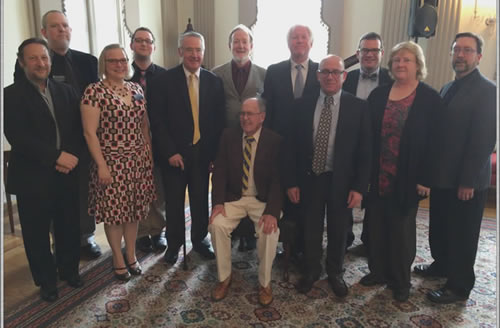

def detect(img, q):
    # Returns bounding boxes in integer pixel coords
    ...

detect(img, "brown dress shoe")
[259,284,273,306]
[212,275,231,301]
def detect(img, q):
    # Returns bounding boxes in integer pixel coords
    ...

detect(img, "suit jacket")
[212,61,266,128]
[342,67,392,96]
[368,81,442,213]
[212,127,283,218]
[285,89,372,208]
[262,59,320,137]
[148,64,225,165]
[431,69,496,190]
[14,48,98,95]
[4,78,82,196]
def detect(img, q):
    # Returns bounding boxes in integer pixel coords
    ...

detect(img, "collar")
[320,89,341,105]
[290,58,309,69]
[455,67,479,85]
[132,61,155,74]
[183,65,200,80]
[27,77,49,93]
[243,126,262,143]
[50,48,72,61]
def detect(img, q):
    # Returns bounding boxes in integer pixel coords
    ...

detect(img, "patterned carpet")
[4,208,497,328]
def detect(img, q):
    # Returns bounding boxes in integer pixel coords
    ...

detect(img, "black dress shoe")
[81,242,102,259]
[427,288,467,304]
[151,234,167,252]
[359,273,386,287]
[238,237,246,252]
[296,276,316,294]
[61,274,84,288]
[193,244,215,260]
[136,236,154,253]
[113,267,132,281]
[328,275,348,298]
[393,288,410,302]
[124,256,142,275]
[413,264,446,277]
[40,286,58,302]
[164,248,179,264]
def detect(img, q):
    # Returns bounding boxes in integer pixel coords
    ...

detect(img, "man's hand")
[168,154,184,171]
[97,165,112,186]
[56,151,78,171]
[258,214,278,234]
[458,186,474,201]
[287,187,300,204]
[347,190,362,208]
[416,184,430,198]
[209,204,226,224]
[55,164,70,174]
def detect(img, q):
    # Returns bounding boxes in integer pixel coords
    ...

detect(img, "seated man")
[208,97,283,306]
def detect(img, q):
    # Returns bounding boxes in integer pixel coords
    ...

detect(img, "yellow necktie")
[188,74,200,144]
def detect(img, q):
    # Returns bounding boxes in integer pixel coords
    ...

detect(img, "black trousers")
[17,172,80,289]
[78,148,96,242]
[429,188,487,297]
[162,144,209,251]
[301,172,350,279]
[365,193,417,290]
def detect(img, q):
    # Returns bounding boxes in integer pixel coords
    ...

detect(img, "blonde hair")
[98,44,131,80]
[388,41,427,81]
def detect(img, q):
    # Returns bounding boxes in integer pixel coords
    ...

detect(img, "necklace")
[105,80,129,98]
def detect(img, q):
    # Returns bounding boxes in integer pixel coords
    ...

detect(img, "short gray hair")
[41,10,66,29]
[287,24,314,44]
[178,31,205,50]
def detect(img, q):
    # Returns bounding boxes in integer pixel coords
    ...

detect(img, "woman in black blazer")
[359,41,443,302]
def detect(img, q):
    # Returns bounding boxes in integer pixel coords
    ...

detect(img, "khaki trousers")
[209,196,279,287]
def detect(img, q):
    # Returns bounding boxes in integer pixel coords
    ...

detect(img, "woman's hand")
[98,165,112,186]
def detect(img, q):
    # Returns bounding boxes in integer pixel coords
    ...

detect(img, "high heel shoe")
[124,254,142,275]
[113,267,131,281]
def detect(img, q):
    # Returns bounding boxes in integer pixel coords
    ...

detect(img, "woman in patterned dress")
[358,41,442,301]
[81,44,155,281]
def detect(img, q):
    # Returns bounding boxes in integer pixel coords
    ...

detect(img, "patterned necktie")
[294,64,304,99]
[188,74,200,144]
[361,72,378,81]
[311,96,334,175]
[242,136,255,191]
[139,70,147,94]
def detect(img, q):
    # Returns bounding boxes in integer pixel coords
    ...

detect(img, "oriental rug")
[4,208,497,328]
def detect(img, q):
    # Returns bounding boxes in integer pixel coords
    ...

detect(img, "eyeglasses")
[106,58,129,65]
[392,57,414,64]
[318,69,344,77]
[134,38,154,45]
[239,111,261,118]
[359,48,382,55]
[452,47,476,55]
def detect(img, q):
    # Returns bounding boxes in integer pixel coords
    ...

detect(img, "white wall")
[138,0,165,67]
[213,0,238,67]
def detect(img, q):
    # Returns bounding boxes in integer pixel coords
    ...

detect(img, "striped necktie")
[242,135,255,190]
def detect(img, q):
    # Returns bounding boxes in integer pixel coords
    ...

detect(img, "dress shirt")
[242,127,262,197]
[313,90,341,172]
[290,58,309,92]
[32,79,61,149]
[231,60,251,96]
[356,68,380,100]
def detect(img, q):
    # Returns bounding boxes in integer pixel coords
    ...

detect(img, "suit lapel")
[177,65,192,116]
[283,61,294,99]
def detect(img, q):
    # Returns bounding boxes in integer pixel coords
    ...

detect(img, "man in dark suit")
[209,97,282,306]
[342,32,392,253]
[14,10,101,259]
[286,55,372,297]
[129,27,168,253]
[4,38,84,302]
[416,32,497,304]
[262,24,319,259]
[149,31,225,264]
[212,24,267,252]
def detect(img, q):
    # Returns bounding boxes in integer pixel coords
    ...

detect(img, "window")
[252,0,329,68]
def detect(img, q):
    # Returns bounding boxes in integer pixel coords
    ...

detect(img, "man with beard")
[415,32,496,304]
[129,27,168,253]
[212,24,266,251]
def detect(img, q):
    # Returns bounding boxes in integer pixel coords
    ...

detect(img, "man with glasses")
[416,32,496,304]
[149,31,225,265]
[14,10,101,260]
[342,32,392,254]
[209,97,282,306]
[285,55,371,297]
[129,27,168,254]
[212,24,267,252]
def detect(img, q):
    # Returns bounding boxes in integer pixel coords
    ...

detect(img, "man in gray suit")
[212,24,266,251]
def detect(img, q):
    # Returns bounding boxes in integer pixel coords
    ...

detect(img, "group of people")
[4,9,496,309]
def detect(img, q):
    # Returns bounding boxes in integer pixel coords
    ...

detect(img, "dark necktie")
[139,70,147,94]
[242,136,255,190]
[361,72,378,81]
[312,96,334,175]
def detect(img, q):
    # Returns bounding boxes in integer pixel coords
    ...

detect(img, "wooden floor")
[2,192,497,314]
